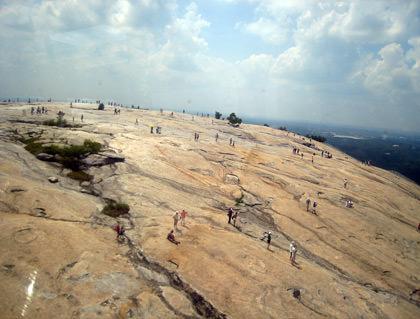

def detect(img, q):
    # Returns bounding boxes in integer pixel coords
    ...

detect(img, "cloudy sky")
[1,0,419,132]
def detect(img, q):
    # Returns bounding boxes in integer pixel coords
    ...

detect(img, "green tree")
[227,113,242,126]
[215,111,222,119]
[98,102,105,110]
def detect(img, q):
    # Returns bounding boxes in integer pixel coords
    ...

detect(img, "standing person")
[173,211,180,229]
[81,114,84,121]
[229,138,232,145]
[289,241,294,261]
[306,198,311,212]
[227,208,233,224]
[150,124,154,134]
[232,212,238,226]
[312,201,317,215]
[344,178,348,188]
[291,241,297,263]
[215,133,219,142]
[267,232,272,250]
[180,209,187,226]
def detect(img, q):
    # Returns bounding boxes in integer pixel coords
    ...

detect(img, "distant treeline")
[306,134,327,142]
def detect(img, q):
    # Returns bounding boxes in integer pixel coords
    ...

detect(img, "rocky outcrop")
[80,150,125,168]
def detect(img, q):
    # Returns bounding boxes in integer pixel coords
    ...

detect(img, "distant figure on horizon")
[81,114,84,121]
[306,198,311,212]
[167,230,180,245]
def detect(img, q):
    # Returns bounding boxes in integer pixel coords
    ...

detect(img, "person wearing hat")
[267,232,272,250]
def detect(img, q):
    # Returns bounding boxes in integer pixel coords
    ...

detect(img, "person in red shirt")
[180,209,187,226]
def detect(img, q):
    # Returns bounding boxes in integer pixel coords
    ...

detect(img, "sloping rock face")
[1,102,420,319]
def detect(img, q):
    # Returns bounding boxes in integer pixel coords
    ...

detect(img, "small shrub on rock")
[102,203,130,218]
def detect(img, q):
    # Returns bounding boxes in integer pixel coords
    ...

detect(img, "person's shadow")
[291,261,302,270]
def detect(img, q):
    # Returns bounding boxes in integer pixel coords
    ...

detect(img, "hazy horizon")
[1,0,419,132]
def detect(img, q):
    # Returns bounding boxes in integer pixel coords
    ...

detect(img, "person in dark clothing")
[167,230,180,245]
[227,208,233,224]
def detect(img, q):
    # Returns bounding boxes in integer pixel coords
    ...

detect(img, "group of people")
[227,208,238,226]
[345,200,354,208]
[113,221,125,240]
[306,198,317,215]
[167,209,188,244]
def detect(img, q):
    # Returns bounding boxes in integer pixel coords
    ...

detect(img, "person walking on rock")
[306,198,311,212]
[173,211,180,229]
[232,212,238,227]
[290,241,297,263]
[180,209,187,226]
[227,208,233,224]
[312,201,317,215]
[344,178,348,188]
[267,232,272,250]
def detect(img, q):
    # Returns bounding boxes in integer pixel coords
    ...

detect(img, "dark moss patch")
[43,118,79,128]
[235,193,244,206]
[102,203,130,218]
[67,170,92,182]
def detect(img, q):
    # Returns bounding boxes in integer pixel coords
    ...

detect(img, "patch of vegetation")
[215,111,222,119]
[98,102,105,110]
[102,202,130,218]
[227,112,242,126]
[306,134,327,143]
[21,138,101,171]
[277,126,287,131]
[43,118,76,128]
[235,193,244,206]
[18,136,40,145]
[66,170,92,182]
